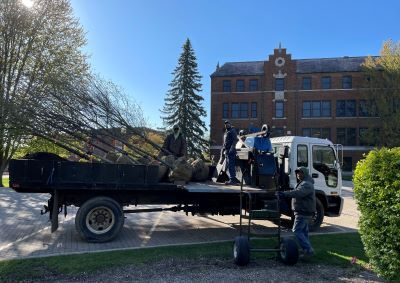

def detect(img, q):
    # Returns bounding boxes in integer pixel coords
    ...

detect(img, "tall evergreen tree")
[161,39,207,158]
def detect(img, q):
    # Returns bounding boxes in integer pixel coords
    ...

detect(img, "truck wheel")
[279,238,299,265]
[233,236,250,266]
[309,198,324,231]
[75,196,124,243]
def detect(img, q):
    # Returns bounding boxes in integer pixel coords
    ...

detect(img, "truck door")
[310,145,339,192]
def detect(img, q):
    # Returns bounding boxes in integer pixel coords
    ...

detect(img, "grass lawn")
[2,177,9,188]
[0,233,371,282]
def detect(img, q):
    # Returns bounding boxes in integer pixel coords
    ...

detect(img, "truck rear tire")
[309,198,324,231]
[233,236,250,266]
[75,196,124,243]
[279,237,298,265]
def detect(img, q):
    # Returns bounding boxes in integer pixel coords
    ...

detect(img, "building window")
[342,75,352,89]
[251,102,257,118]
[342,157,353,172]
[231,103,239,118]
[358,100,369,117]
[223,80,231,92]
[359,99,378,117]
[222,103,229,119]
[336,100,356,117]
[302,101,331,117]
[303,128,331,140]
[359,128,379,146]
[236,80,244,92]
[249,79,258,91]
[275,101,284,118]
[297,145,308,168]
[337,128,356,146]
[303,101,311,117]
[302,77,312,90]
[321,76,331,89]
[275,78,284,91]
[302,128,311,137]
[248,126,260,133]
[359,128,369,146]
[321,101,331,117]
[312,101,321,117]
[240,102,248,118]
[271,127,284,137]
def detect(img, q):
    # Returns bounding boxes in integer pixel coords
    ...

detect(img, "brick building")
[210,46,380,171]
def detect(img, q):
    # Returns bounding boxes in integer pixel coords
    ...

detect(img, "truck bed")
[9,159,267,195]
[184,182,264,193]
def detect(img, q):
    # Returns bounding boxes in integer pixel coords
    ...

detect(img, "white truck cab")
[270,136,344,230]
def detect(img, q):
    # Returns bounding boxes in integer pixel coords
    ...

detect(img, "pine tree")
[161,39,208,158]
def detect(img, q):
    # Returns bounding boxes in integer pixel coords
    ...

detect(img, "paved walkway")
[0,181,358,261]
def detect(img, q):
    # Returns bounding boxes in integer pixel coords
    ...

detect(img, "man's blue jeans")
[292,214,313,252]
[226,152,236,181]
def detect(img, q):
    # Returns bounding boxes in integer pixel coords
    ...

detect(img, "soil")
[23,258,385,283]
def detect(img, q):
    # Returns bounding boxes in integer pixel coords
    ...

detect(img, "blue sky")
[70,0,400,129]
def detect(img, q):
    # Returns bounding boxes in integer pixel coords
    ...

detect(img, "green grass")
[2,177,9,188]
[0,233,371,282]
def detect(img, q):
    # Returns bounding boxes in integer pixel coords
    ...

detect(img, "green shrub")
[353,148,400,281]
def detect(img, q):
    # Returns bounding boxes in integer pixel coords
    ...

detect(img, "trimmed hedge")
[353,148,400,281]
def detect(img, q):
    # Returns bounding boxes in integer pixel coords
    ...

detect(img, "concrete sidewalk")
[0,182,358,261]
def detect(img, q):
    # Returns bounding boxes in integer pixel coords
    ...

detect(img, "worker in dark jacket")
[161,125,187,158]
[222,120,239,185]
[278,167,316,258]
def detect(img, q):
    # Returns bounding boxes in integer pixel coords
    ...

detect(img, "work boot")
[300,248,315,261]
[225,178,240,185]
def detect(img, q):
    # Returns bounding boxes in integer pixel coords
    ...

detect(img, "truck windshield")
[312,145,338,188]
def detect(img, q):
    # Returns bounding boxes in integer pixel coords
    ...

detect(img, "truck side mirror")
[284,158,290,174]
[279,146,289,158]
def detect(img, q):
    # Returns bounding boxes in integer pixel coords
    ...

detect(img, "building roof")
[210,61,264,77]
[211,56,373,77]
[296,57,368,73]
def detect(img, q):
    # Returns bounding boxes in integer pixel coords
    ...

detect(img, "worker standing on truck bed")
[161,125,187,158]
[278,167,316,258]
[222,120,239,185]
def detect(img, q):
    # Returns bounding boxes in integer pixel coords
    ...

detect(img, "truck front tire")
[309,198,324,231]
[75,196,124,243]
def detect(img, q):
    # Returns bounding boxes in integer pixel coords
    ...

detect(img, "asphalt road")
[0,181,358,261]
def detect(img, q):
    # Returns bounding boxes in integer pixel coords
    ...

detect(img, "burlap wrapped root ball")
[157,155,177,181]
[149,160,167,181]
[105,152,119,163]
[191,159,209,181]
[168,157,193,182]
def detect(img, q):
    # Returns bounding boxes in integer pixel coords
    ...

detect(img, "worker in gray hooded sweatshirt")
[278,167,316,258]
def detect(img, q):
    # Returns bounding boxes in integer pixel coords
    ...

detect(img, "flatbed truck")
[8,136,343,248]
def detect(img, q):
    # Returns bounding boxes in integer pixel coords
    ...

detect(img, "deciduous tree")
[0,0,89,184]
[362,40,400,147]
